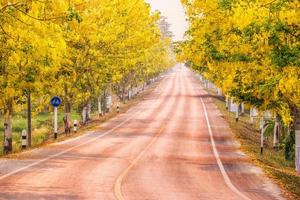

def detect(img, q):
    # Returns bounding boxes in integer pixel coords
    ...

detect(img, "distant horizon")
[146,0,188,41]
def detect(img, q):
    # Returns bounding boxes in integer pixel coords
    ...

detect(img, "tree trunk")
[63,84,72,135]
[27,93,32,147]
[273,114,279,148]
[64,102,71,135]
[87,101,92,121]
[229,98,235,112]
[128,89,131,101]
[250,107,254,125]
[103,90,107,113]
[98,96,102,117]
[3,100,13,154]
[241,103,245,115]
[217,88,222,96]
[82,106,88,125]
[225,96,229,110]
[121,85,126,102]
[294,107,300,173]
[106,94,112,113]
[235,105,239,122]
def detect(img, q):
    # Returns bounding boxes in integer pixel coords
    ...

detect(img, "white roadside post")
[51,96,62,140]
[235,103,239,122]
[98,97,102,117]
[117,103,120,113]
[22,129,27,149]
[225,96,229,110]
[235,108,239,122]
[73,120,78,133]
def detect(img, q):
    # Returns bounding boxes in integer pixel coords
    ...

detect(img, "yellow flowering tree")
[0,0,174,153]
[180,0,300,167]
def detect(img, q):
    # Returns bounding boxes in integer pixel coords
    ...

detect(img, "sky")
[146,0,188,41]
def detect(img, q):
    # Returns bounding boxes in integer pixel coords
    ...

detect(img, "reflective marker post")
[73,120,78,133]
[50,96,62,140]
[117,103,120,113]
[22,129,27,149]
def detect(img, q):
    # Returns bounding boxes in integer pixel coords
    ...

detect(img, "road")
[0,65,284,200]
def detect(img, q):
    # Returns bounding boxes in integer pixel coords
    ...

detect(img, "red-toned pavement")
[0,65,284,200]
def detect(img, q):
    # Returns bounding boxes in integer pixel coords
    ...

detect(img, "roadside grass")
[0,82,158,158]
[210,93,300,200]
[0,112,81,155]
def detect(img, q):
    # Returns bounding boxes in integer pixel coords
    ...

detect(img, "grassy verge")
[1,82,158,158]
[0,112,81,155]
[207,91,300,199]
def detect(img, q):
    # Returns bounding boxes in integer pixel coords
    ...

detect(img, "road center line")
[114,125,166,200]
[114,70,181,200]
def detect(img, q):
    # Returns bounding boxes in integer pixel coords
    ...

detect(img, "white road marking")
[0,72,170,181]
[200,98,252,200]
[0,112,139,181]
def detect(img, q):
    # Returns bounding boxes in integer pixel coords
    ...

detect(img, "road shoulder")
[203,87,300,200]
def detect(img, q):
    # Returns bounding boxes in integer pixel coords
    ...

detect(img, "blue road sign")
[51,96,62,107]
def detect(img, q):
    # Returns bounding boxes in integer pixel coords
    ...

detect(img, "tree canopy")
[0,0,174,152]
[179,0,300,126]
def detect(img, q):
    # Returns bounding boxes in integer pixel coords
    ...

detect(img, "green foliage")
[271,45,300,68]
[284,132,295,161]
[218,0,235,10]
[66,8,83,23]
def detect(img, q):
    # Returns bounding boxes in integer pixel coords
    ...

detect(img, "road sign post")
[51,96,62,140]
[54,107,58,139]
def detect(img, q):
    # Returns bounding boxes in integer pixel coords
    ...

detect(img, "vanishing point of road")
[0,65,284,200]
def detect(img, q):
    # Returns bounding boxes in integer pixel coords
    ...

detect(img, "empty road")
[0,65,284,200]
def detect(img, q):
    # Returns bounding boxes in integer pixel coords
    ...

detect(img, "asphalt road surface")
[0,65,284,200]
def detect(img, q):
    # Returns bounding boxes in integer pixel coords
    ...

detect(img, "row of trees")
[0,0,174,153]
[178,0,300,169]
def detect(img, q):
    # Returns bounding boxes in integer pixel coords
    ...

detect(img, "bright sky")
[146,0,188,41]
